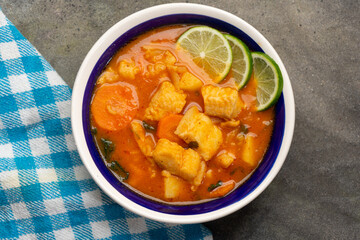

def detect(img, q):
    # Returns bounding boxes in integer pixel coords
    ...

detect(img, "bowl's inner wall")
[82,14,285,215]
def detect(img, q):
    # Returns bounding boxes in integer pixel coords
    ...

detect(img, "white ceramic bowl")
[71,3,295,224]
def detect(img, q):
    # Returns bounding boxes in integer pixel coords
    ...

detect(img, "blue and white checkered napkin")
[0,8,212,240]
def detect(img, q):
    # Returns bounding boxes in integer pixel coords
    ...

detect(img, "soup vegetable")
[90,25,282,203]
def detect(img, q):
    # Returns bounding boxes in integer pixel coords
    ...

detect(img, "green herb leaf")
[240,124,249,134]
[91,128,97,135]
[208,180,223,192]
[142,121,156,132]
[188,141,199,149]
[230,166,245,175]
[110,161,129,181]
[101,138,115,160]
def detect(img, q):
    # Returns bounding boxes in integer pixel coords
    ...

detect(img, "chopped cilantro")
[208,180,223,192]
[188,141,199,149]
[142,121,156,132]
[91,128,97,135]
[240,124,249,134]
[110,161,129,181]
[101,138,115,160]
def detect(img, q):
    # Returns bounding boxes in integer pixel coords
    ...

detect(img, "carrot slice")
[156,114,185,145]
[209,180,235,198]
[91,83,138,131]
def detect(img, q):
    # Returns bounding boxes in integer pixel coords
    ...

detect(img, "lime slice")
[224,34,252,90]
[176,26,232,83]
[252,52,283,111]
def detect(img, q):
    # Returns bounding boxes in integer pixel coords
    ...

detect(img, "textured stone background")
[1,0,359,239]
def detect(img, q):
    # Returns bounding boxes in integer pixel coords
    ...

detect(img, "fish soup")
[90,25,276,203]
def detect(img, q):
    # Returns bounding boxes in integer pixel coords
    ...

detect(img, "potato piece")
[168,68,203,92]
[215,152,235,168]
[96,67,119,85]
[175,106,223,161]
[144,81,187,121]
[201,85,243,119]
[242,135,257,166]
[192,161,206,187]
[130,121,155,158]
[181,147,202,180]
[178,72,203,91]
[162,171,183,199]
[152,139,202,182]
[118,60,139,80]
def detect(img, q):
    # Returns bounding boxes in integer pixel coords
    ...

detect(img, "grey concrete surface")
[1,0,359,239]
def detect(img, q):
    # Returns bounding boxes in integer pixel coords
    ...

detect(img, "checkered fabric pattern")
[0,8,213,240]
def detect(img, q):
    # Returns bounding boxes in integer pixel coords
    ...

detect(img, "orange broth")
[90,25,275,203]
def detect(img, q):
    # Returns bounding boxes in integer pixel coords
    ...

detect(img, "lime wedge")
[176,26,232,83]
[252,52,283,111]
[224,34,252,90]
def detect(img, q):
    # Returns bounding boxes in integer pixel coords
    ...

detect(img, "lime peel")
[224,34,253,90]
[252,52,283,111]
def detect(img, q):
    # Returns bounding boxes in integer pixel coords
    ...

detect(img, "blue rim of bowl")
[82,14,285,215]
